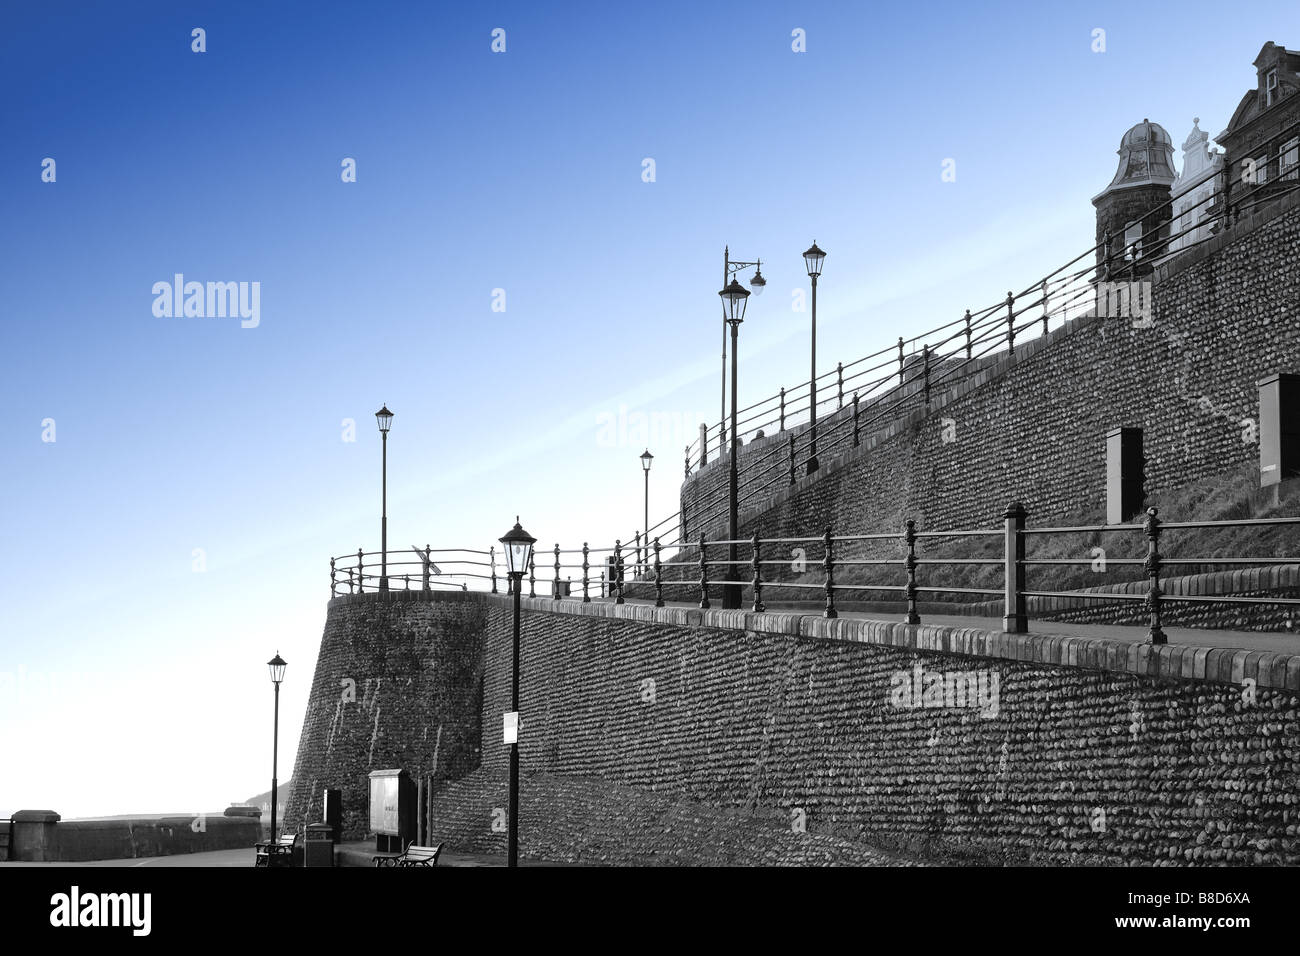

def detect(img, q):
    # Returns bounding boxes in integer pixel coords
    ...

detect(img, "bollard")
[698,534,710,610]
[823,527,837,619]
[1144,507,1166,644]
[903,520,920,625]
[653,537,664,608]
[1003,502,1027,633]
[581,543,591,603]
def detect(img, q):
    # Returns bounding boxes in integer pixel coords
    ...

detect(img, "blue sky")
[2,1,1294,816]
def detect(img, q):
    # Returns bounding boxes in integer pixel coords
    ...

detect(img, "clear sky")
[2,1,1295,817]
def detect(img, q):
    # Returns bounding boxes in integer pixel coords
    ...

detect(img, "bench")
[254,831,299,867]
[373,842,442,867]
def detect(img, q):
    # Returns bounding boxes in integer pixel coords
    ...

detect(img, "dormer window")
[1266,69,1279,106]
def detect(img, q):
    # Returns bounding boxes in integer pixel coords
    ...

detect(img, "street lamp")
[498,517,536,869]
[375,405,393,591]
[719,248,765,460]
[802,242,826,475]
[267,652,287,844]
[719,277,750,610]
[640,449,654,572]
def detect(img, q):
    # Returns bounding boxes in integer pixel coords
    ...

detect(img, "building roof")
[1216,42,1300,144]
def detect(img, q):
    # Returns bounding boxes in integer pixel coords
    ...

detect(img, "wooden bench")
[254,831,299,867]
[373,842,442,867]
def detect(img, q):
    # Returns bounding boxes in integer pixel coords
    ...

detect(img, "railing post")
[698,534,710,610]
[1144,507,1166,645]
[1005,290,1015,353]
[404,575,410,591]
[423,545,432,592]
[330,557,336,598]
[1222,165,1233,231]
[614,540,625,605]
[553,544,561,601]
[823,527,837,619]
[699,422,708,468]
[653,537,664,608]
[903,521,920,625]
[788,434,797,485]
[964,309,972,359]
[1100,228,1112,281]
[529,551,536,597]
[921,344,931,408]
[490,546,497,594]
[1041,278,1049,337]
[347,568,355,595]
[582,543,591,603]
[897,336,905,385]
[684,445,690,479]
[836,362,844,409]
[358,548,365,593]
[635,530,642,577]
[852,392,860,447]
[779,387,786,432]
[719,417,726,460]
[1002,502,1027,633]
[749,533,765,613]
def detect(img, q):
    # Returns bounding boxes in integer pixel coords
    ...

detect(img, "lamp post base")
[379,577,389,594]
[806,456,819,476]
[722,583,743,609]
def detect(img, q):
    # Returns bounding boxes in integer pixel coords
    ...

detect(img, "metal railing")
[329,506,1300,644]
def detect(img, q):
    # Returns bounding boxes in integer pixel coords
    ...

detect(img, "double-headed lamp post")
[720,248,765,459]
[640,449,653,571]
[802,242,826,475]
[498,518,535,869]
[267,652,287,843]
[719,277,750,610]
[375,405,394,591]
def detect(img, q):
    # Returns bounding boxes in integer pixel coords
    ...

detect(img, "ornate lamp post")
[802,242,826,474]
[640,449,653,572]
[375,405,394,591]
[720,248,765,459]
[719,277,750,609]
[266,652,287,843]
[498,518,536,868]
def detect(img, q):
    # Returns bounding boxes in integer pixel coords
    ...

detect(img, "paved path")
[595,597,1295,654]
[1,848,256,867]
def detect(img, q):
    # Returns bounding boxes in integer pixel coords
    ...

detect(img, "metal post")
[837,362,843,410]
[699,423,707,468]
[347,568,355,595]
[904,520,920,625]
[922,344,931,408]
[745,534,761,612]
[423,545,431,592]
[1222,165,1232,230]
[1144,507,1166,645]
[270,680,280,843]
[508,574,521,867]
[807,274,820,476]
[635,531,642,577]
[852,392,860,447]
[721,246,729,462]
[726,318,742,608]
[698,533,710,610]
[1100,229,1112,282]
[358,548,364,593]
[1005,290,1015,353]
[527,551,535,598]
[779,387,786,432]
[553,544,561,601]
[330,557,336,598]
[964,309,972,359]
[614,540,625,605]
[581,543,590,603]
[823,527,837,619]
[644,463,650,571]
[898,336,905,385]
[789,434,796,485]
[654,537,664,608]
[1041,279,1049,337]
[380,430,388,593]
[490,546,497,594]
[1003,502,1028,633]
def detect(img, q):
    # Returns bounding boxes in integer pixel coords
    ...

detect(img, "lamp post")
[498,518,536,868]
[802,242,826,475]
[640,449,653,573]
[267,652,287,843]
[375,405,393,591]
[719,277,750,609]
[720,248,765,459]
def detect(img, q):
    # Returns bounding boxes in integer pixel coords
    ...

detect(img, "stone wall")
[428,592,1300,866]
[682,192,1300,543]
[283,590,486,838]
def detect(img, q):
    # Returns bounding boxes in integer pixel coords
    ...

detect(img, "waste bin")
[304,823,334,868]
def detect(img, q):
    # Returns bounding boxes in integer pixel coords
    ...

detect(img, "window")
[1123,221,1143,259]
[1283,137,1299,181]
[1266,69,1278,107]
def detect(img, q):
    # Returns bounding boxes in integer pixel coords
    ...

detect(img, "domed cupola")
[1092,119,1177,276]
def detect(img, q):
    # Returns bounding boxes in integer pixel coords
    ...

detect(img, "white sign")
[503,711,519,745]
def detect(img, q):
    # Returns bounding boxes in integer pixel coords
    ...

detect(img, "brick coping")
[326,589,1300,692]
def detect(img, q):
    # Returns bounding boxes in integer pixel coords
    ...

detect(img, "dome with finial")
[1094,118,1178,199]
